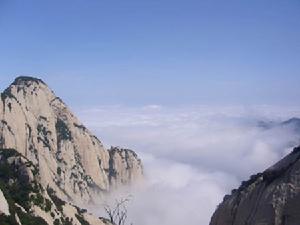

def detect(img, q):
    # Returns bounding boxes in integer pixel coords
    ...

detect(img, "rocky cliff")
[0,76,143,224]
[210,146,300,225]
[0,76,143,204]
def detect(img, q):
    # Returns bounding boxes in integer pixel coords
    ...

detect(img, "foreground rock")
[0,148,111,225]
[210,146,300,225]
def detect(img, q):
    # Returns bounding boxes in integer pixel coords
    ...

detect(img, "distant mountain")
[257,117,300,132]
[281,118,300,132]
[210,145,300,225]
[0,76,143,225]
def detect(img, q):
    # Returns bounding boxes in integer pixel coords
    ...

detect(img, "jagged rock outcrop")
[210,146,300,225]
[0,148,111,225]
[108,146,143,187]
[0,76,143,205]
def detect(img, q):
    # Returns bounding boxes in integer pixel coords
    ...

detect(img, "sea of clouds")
[77,105,300,225]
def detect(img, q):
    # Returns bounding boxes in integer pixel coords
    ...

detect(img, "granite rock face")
[210,146,300,225]
[0,76,143,204]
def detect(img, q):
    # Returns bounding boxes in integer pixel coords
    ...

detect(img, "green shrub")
[45,199,52,212]
[56,119,72,141]
[75,214,90,225]
[47,187,65,212]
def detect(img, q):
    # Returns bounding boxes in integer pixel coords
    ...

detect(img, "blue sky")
[0,0,299,107]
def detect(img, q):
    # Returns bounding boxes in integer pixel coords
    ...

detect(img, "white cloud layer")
[77,105,300,225]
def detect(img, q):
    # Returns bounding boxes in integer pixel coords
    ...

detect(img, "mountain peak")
[0,76,143,205]
[12,76,46,86]
[1,76,54,107]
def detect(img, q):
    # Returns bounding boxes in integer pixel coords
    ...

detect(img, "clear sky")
[0,0,299,107]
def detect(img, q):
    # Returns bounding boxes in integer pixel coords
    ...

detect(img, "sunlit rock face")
[0,76,143,204]
[210,146,300,225]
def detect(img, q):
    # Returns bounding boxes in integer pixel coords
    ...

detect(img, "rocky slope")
[0,148,111,225]
[0,76,143,224]
[210,145,300,225]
